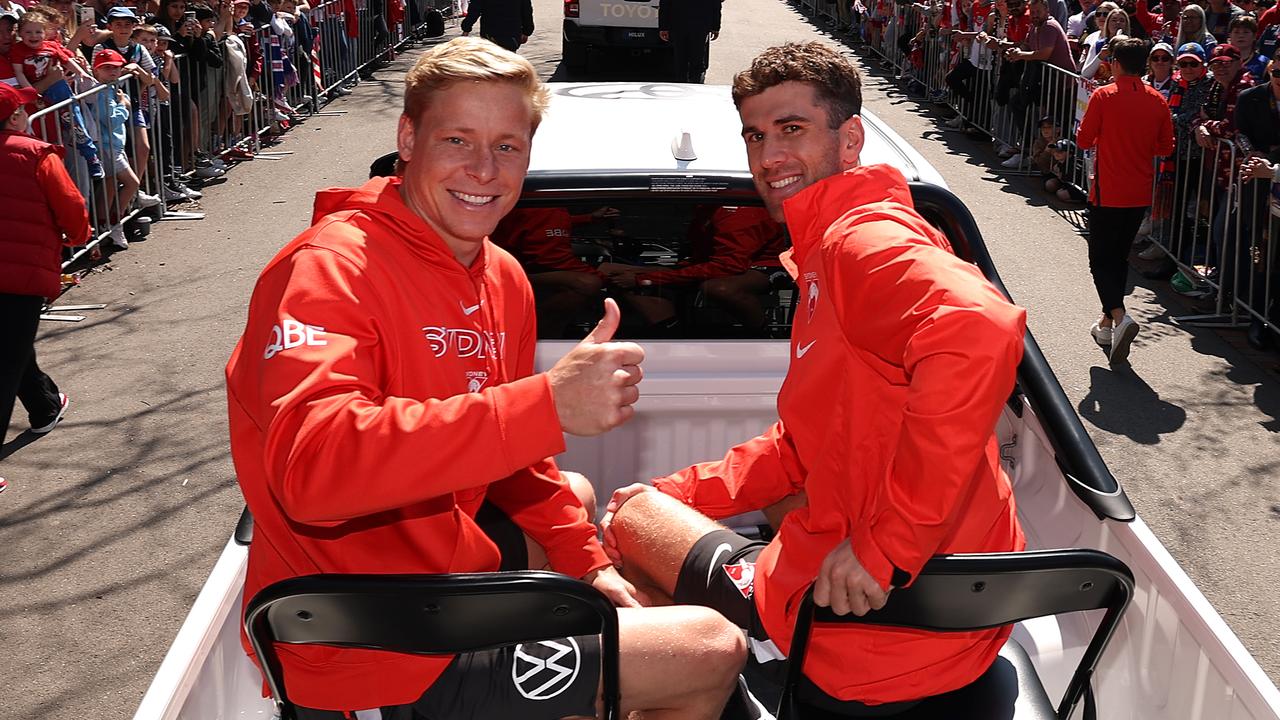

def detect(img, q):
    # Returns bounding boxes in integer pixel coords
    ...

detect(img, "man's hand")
[584,565,643,607]
[547,298,644,436]
[590,206,620,220]
[1241,157,1276,182]
[813,540,890,616]
[1195,124,1214,150]
[659,30,669,42]
[598,262,642,288]
[599,483,655,568]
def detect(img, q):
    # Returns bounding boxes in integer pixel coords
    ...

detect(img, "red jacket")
[655,165,1026,704]
[491,206,601,276]
[1076,76,1175,207]
[637,206,786,286]
[0,130,89,299]
[226,177,609,711]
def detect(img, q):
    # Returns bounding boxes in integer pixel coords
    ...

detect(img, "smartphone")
[183,10,197,23]
[77,5,95,24]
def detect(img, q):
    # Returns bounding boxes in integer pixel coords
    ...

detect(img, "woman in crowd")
[1144,41,1176,99]
[1176,3,1218,57]
[1080,5,1130,82]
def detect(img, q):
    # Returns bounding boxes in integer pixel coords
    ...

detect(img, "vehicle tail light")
[564,0,579,17]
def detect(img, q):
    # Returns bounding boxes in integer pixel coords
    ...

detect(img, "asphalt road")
[1,1,1277,717]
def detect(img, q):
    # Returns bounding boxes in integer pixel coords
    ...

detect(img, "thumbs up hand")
[547,299,645,437]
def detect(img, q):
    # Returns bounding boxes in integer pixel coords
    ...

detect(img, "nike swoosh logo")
[706,542,733,587]
[461,301,481,316]
[796,340,817,358]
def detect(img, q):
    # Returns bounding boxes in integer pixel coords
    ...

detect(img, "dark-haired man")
[1076,35,1175,363]
[600,41,1028,709]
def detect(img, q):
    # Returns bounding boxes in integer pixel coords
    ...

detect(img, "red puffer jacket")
[0,131,89,299]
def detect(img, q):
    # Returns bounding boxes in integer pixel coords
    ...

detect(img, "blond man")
[225,38,745,720]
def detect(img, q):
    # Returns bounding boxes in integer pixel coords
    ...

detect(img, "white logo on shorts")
[512,638,581,700]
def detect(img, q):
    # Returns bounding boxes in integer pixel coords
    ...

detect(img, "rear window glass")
[493,200,795,340]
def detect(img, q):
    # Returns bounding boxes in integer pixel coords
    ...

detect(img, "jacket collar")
[780,164,916,265]
[312,176,490,279]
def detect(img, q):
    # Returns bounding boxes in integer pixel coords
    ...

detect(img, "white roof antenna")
[671,130,697,162]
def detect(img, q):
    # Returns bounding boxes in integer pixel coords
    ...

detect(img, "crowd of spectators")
[833,0,1280,350]
[1,0,410,253]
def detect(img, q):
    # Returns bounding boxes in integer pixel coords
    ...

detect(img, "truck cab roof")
[528,82,948,188]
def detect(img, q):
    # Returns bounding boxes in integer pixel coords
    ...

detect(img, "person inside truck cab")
[598,204,789,335]
[225,38,747,720]
[490,205,619,338]
[600,42,1029,711]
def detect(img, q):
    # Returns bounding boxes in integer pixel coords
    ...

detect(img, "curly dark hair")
[731,42,863,129]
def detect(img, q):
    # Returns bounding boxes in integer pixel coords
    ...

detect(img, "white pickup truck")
[561,0,676,72]
[134,83,1280,720]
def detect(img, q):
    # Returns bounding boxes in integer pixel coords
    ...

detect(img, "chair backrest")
[245,571,621,720]
[781,549,1134,720]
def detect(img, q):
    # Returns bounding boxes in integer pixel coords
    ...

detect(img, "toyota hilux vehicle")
[134,83,1280,720]
[562,0,681,72]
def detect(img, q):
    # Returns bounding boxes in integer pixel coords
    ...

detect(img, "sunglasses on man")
[1271,67,1280,79]
[1151,54,1173,62]
[1177,60,1202,68]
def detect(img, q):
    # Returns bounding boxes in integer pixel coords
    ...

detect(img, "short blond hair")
[403,37,549,130]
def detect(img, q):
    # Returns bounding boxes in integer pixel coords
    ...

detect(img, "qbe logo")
[512,638,581,700]
[263,318,328,360]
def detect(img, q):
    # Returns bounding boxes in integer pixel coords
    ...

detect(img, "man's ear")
[396,113,415,165]
[839,115,865,171]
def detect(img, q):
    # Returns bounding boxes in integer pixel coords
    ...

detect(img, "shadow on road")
[1077,365,1187,444]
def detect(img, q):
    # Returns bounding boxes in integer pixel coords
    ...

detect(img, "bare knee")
[561,470,597,524]
[687,607,748,679]
[701,276,734,302]
[611,490,721,595]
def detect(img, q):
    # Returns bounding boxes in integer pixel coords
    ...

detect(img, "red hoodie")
[225,177,609,711]
[654,165,1027,704]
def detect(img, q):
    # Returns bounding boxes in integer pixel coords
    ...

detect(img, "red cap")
[93,48,126,69]
[1209,44,1242,62]
[0,83,39,121]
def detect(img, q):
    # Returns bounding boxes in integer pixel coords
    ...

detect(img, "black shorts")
[673,529,785,670]
[293,501,601,720]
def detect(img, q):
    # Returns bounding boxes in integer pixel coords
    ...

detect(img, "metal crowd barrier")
[789,0,1277,341]
[1148,136,1278,339]
[28,76,154,266]
[32,2,437,275]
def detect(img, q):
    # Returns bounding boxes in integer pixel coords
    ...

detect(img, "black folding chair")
[245,571,622,720]
[778,549,1135,720]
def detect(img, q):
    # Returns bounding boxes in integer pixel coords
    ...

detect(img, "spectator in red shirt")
[0,82,86,493]
[1075,35,1175,363]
